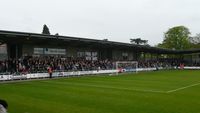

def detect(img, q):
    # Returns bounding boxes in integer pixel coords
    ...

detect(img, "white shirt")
[0,104,7,113]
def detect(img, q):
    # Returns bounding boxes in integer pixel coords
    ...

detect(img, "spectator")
[0,56,199,74]
[0,99,8,113]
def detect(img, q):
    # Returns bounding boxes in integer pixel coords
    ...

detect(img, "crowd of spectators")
[0,56,199,75]
[0,57,114,74]
[138,59,179,68]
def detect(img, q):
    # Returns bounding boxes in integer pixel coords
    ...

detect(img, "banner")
[4,67,199,81]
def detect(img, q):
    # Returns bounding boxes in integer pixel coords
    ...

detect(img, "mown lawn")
[0,70,200,113]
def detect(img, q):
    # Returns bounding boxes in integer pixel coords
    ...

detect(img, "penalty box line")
[167,82,200,93]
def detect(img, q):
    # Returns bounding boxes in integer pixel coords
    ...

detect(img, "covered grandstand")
[0,30,200,80]
[1,30,200,60]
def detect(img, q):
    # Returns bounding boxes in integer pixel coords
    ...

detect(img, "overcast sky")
[0,0,200,45]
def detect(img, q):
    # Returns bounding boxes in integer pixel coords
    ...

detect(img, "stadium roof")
[0,30,200,54]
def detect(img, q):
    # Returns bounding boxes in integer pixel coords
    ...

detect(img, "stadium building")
[1,30,200,62]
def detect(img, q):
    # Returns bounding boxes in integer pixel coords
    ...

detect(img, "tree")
[130,38,148,45]
[189,33,200,44]
[103,39,108,41]
[161,26,191,50]
[42,24,50,35]
[156,43,165,48]
[189,33,200,48]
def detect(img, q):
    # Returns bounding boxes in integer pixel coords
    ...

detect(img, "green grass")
[1,70,200,113]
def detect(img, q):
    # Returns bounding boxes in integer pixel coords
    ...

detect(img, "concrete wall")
[112,50,122,60]
[22,44,99,58]
[183,53,200,63]
[0,44,7,60]
[22,44,34,56]
[192,54,200,62]
[112,49,134,61]
[20,43,141,61]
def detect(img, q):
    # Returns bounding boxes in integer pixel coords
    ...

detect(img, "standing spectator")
[47,66,53,78]
[0,99,8,113]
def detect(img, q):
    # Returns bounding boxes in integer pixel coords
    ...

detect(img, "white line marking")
[167,82,200,93]
[42,81,167,93]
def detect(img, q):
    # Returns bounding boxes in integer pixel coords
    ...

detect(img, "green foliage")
[190,43,200,49]
[190,33,200,44]
[189,33,200,49]
[1,70,200,113]
[42,24,50,35]
[130,38,148,45]
[103,39,108,41]
[160,26,191,50]
[156,43,165,48]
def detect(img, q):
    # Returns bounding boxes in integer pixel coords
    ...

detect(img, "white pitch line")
[75,84,167,93]
[42,81,167,93]
[167,82,200,93]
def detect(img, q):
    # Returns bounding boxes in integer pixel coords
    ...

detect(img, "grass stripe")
[42,81,167,93]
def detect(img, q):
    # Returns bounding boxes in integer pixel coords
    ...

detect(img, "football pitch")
[0,70,200,113]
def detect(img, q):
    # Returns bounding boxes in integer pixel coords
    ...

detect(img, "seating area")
[0,56,194,75]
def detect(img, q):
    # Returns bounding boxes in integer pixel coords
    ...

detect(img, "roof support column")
[16,44,18,60]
